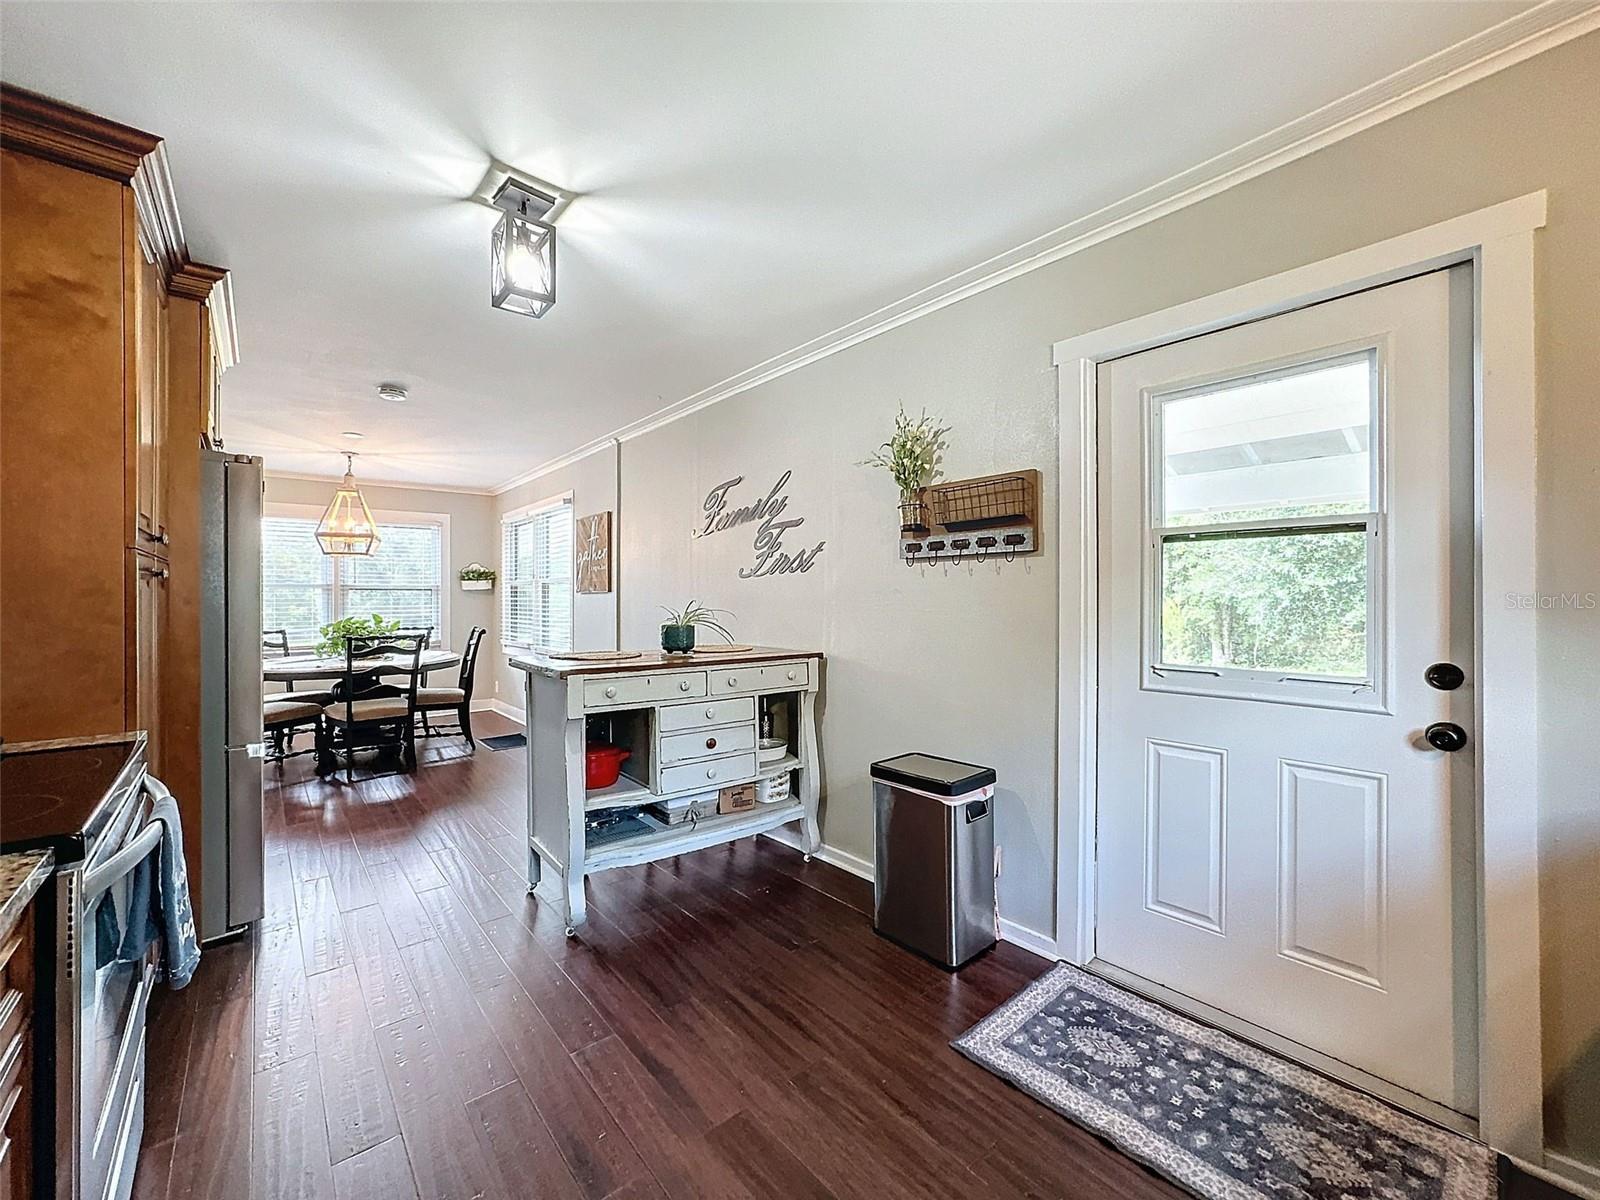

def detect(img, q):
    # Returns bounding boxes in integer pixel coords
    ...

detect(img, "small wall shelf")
[900,468,1042,564]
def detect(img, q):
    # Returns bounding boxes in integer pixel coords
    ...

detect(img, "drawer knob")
[787,670,797,680]
[726,677,738,687]
[706,737,717,750]
[705,708,716,718]
[706,767,717,779]
[679,680,691,691]
[604,686,617,699]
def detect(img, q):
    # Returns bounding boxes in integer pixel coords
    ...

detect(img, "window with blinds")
[502,499,573,651]
[262,514,445,647]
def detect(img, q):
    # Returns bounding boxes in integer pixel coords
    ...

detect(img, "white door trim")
[1052,191,1546,1162]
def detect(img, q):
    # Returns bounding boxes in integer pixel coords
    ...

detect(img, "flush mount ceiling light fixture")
[473,161,574,321]
[490,178,557,318]
[315,452,381,556]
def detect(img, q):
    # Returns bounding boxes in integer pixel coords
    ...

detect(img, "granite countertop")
[0,850,53,942]
[512,645,822,678]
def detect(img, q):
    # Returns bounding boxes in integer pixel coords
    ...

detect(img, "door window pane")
[1159,353,1374,527]
[1160,528,1367,678]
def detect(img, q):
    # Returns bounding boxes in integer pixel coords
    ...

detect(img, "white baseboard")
[761,828,874,880]
[998,918,1061,962]
[761,829,1050,959]
[1535,1152,1600,1200]
[475,698,525,723]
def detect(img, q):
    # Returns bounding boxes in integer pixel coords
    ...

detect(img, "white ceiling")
[0,1,1528,490]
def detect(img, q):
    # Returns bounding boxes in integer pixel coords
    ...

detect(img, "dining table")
[264,648,462,687]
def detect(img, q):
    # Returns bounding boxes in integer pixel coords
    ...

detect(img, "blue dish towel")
[118,778,201,989]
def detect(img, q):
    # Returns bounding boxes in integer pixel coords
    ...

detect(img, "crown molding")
[264,469,496,497]
[493,438,618,497]
[491,0,1600,494]
[0,82,158,180]
[207,272,241,371]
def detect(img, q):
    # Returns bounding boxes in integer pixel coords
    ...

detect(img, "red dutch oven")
[585,743,632,789]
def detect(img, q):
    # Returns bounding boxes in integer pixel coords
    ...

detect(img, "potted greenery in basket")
[659,601,735,654]
[459,562,496,591]
[314,614,402,659]
[859,405,950,533]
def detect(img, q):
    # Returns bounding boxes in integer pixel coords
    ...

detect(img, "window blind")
[261,514,444,647]
[502,500,573,651]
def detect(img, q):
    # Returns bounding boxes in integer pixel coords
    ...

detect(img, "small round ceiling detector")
[376,382,408,403]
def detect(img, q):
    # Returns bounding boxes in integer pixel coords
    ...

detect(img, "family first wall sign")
[695,470,826,579]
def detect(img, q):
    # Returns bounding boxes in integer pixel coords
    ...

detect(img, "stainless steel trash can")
[871,753,997,969]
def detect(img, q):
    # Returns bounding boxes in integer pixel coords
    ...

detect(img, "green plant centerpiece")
[658,601,734,654]
[315,614,402,659]
[859,405,950,532]
[458,563,496,582]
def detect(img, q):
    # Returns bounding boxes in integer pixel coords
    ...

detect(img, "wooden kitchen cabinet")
[130,549,169,766]
[133,251,170,549]
[0,85,233,778]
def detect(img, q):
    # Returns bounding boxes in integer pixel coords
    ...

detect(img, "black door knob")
[1424,722,1469,752]
[1424,662,1465,690]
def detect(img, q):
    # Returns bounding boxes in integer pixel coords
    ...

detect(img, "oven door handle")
[82,811,164,903]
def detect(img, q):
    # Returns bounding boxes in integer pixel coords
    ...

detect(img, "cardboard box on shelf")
[718,782,757,814]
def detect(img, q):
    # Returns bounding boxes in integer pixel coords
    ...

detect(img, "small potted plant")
[859,405,950,533]
[459,562,496,591]
[659,601,734,654]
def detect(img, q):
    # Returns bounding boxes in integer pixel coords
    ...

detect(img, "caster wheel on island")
[565,926,578,938]
[803,854,813,863]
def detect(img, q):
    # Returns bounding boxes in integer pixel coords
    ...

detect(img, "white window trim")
[499,490,575,653]
[264,501,452,649]
[1051,192,1546,1162]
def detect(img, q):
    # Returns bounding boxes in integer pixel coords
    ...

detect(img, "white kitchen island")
[510,646,824,932]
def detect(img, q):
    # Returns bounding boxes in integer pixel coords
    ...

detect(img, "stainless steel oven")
[55,752,164,1200]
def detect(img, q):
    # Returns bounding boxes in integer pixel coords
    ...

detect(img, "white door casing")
[1095,268,1476,1115]
[1053,192,1544,1162]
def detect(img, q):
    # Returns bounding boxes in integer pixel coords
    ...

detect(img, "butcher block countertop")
[0,850,53,942]
[511,645,822,679]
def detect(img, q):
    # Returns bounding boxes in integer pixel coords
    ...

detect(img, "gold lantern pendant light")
[315,452,381,556]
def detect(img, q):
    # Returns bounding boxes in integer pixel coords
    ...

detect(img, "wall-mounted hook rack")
[898,469,1041,565]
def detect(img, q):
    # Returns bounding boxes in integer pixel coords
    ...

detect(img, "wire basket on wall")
[931,473,1034,531]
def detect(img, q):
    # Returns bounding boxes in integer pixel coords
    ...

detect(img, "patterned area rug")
[954,965,1494,1200]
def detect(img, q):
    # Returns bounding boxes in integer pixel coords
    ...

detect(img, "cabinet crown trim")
[0,83,159,181]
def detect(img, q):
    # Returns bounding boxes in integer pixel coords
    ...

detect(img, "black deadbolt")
[1424,662,1465,691]
[1424,722,1469,752]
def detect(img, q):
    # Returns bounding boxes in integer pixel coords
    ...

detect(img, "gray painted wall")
[493,37,1600,1163]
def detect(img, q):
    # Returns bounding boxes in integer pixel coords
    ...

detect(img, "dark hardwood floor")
[131,713,1569,1200]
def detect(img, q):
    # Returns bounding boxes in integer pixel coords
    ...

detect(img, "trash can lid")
[870,753,996,796]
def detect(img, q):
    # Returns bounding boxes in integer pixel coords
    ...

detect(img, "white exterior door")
[1095,267,1477,1115]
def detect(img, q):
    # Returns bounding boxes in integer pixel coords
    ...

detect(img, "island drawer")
[583,671,707,709]
[658,751,757,795]
[659,696,755,732]
[708,660,810,695]
[659,723,756,766]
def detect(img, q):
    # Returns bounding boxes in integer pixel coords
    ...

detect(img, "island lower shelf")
[582,799,806,871]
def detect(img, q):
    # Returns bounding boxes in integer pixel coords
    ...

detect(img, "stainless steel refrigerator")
[197,449,266,942]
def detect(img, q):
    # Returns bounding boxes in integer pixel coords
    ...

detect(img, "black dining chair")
[316,632,425,783]
[416,625,486,749]
[263,698,321,763]
[264,627,333,710]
